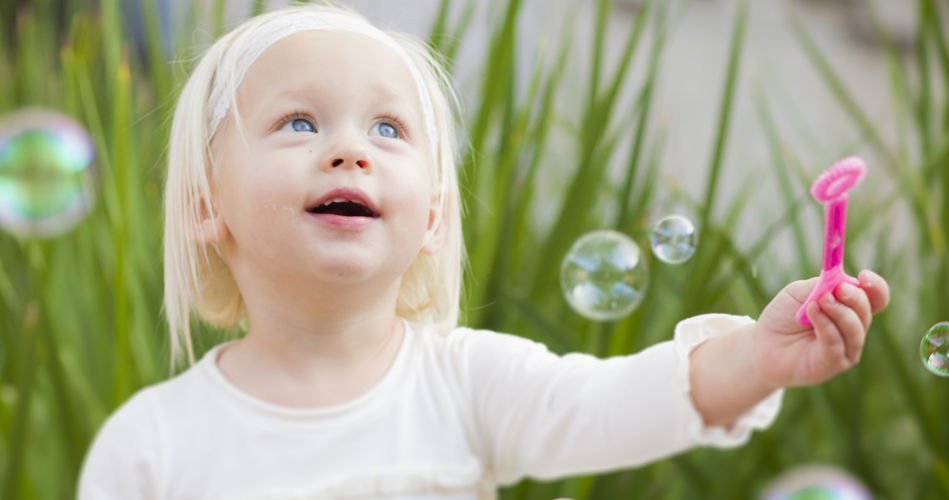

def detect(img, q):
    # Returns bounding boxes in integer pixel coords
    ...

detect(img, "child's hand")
[752,270,890,391]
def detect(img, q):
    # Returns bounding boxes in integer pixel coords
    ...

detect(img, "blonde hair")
[162,2,467,373]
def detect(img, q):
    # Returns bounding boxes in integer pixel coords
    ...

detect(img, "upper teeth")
[322,198,365,206]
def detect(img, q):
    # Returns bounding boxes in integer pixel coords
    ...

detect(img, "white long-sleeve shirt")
[76,313,784,500]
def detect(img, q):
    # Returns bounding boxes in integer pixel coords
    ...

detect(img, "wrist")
[689,321,779,427]
[744,322,782,394]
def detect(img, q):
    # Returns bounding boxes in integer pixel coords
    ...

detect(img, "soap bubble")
[920,322,949,377]
[0,108,98,239]
[650,215,697,264]
[560,230,648,321]
[760,465,872,500]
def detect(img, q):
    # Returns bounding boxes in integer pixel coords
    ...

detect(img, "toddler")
[77,3,890,500]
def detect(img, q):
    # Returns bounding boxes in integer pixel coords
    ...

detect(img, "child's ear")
[191,190,229,244]
[420,201,447,256]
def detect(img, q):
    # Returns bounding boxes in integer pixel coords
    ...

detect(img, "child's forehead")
[239,30,423,116]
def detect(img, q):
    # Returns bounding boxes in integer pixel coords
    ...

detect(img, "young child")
[77,3,891,499]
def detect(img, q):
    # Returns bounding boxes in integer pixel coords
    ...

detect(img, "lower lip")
[307,212,377,229]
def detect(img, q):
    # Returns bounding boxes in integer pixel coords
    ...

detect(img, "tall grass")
[0,0,945,498]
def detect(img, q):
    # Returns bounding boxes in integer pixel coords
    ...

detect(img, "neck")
[235,272,405,378]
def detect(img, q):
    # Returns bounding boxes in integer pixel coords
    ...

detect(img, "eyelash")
[278,109,407,138]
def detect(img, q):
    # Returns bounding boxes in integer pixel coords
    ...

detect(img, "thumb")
[786,277,820,304]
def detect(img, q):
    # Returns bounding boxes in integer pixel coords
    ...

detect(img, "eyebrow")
[267,85,421,135]
[270,84,414,111]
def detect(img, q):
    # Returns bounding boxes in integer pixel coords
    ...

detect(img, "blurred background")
[0,0,947,498]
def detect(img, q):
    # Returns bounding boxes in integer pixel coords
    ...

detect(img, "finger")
[806,299,846,370]
[787,277,821,303]
[834,282,872,332]
[858,270,890,315]
[819,290,866,364]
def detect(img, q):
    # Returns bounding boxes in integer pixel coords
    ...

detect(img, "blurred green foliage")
[0,0,947,498]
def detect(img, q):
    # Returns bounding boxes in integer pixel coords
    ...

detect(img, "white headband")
[205,11,438,169]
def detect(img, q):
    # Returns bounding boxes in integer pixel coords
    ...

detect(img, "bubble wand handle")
[795,157,867,327]
[821,194,850,270]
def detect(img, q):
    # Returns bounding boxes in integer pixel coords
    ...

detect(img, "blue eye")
[279,118,314,133]
[370,122,399,139]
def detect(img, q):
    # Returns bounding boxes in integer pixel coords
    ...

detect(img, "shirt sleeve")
[672,313,784,447]
[461,313,783,486]
[76,389,163,500]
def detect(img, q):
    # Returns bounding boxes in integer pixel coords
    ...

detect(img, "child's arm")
[460,314,781,487]
[689,269,890,427]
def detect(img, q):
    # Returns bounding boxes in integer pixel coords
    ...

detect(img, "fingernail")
[861,271,874,288]
[822,292,836,306]
[838,283,854,299]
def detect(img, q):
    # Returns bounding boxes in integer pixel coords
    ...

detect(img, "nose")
[331,156,368,169]
[323,130,371,172]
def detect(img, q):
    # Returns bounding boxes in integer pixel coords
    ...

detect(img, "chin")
[301,249,384,283]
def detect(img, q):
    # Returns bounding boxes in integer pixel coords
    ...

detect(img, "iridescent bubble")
[760,465,872,500]
[560,230,648,321]
[0,108,97,239]
[650,215,697,264]
[920,322,949,377]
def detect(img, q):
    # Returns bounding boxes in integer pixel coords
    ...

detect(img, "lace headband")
[205,11,438,168]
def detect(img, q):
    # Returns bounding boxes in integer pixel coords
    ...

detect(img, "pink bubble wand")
[795,156,867,327]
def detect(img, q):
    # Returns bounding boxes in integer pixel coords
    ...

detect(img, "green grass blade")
[615,1,666,230]
[442,0,478,73]
[596,0,653,132]
[876,314,944,462]
[753,85,811,271]
[40,323,83,491]
[502,292,581,352]
[685,0,749,314]
[914,0,935,153]
[790,12,947,254]
[789,14,895,161]
[212,0,227,38]
[856,0,916,164]
[460,0,524,246]
[111,47,132,405]
[428,0,453,56]
[0,12,12,113]
[1,300,40,500]
[695,0,748,239]
[140,0,172,101]
[470,30,559,328]
[526,1,655,301]
[0,251,19,311]
[624,125,666,235]
[587,0,610,112]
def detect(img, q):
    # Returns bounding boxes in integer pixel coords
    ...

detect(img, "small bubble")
[560,230,648,321]
[920,322,949,377]
[650,215,697,264]
[761,464,872,500]
[0,108,98,239]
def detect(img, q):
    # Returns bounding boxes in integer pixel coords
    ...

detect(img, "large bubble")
[649,214,697,264]
[761,465,872,500]
[0,108,98,239]
[560,230,648,321]
[920,322,949,377]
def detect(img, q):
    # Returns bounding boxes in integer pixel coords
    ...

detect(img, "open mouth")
[307,199,378,218]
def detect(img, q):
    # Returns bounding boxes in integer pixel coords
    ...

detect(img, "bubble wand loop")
[795,156,867,327]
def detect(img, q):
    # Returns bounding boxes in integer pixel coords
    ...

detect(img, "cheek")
[406,172,435,223]
[387,175,433,234]
[249,174,295,208]
[223,165,301,237]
